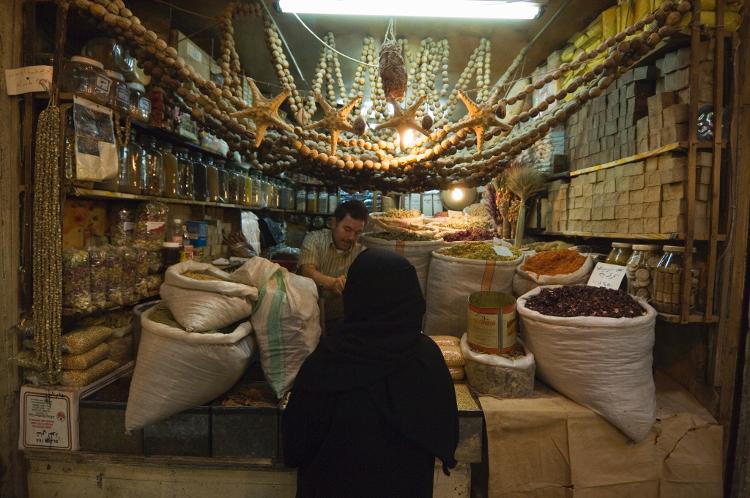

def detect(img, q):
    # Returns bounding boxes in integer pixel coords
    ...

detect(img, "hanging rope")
[292,12,378,68]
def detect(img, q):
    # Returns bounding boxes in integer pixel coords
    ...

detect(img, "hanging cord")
[383,18,396,44]
[292,12,379,68]
[259,0,308,86]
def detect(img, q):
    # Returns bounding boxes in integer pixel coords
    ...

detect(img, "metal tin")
[467,291,517,354]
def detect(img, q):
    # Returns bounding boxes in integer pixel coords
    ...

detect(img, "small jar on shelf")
[140,136,164,196]
[317,189,328,215]
[626,244,660,301]
[250,172,261,207]
[60,56,112,105]
[161,142,179,198]
[327,189,338,214]
[243,167,253,207]
[205,155,220,203]
[118,128,143,194]
[106,70,130,115]
[652,245,699,314]
[176,147,194,200]
[192,152,208,201]
[306,187,318,214]
[296,185,307,212]
[259,176,270,208]
[605,242,633,266]
[127,82,151,122]
[216,158,229,203]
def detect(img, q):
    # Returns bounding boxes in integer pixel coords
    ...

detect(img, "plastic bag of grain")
[62,343,111,370]
[159,261,258,332]
[516,285,656,441]
[230,257,321,398]
[61,359,119,387]
[361,233,444,294]
[460,334,535,398]
[512,251,593,297]
[424,243,523,337]
[125,304,255,431]
[62,326,113,354]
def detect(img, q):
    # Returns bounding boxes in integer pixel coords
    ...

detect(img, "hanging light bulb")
[450,187,465,201]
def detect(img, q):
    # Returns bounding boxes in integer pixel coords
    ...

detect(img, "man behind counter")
[298,200,369,332]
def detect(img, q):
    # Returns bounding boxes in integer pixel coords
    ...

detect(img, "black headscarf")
[292,248,459,472]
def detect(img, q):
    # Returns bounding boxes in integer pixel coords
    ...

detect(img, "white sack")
[361,234,444,294]
[516,285,657,441]
[231,258,321,398]
[125,304,254,431]
[512,254,594,297]
[160,261,257,332]
[424,251,522,337]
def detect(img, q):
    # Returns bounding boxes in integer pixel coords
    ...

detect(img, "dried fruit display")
[525,286,646,318]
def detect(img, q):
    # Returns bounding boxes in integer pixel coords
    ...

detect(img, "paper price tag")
[493,245,515,257]
[587,262,627,289]
[4,66,53,95]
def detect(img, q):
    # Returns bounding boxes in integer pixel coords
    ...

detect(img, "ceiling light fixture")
[278,0,541,20]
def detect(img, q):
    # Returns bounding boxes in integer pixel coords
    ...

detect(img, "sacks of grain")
[512,250,593,296]
[361,233,444,294]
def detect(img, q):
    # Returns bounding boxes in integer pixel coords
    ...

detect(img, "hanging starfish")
[231,78,292,148]
[453,90,513,152]
[304,95,362,156]
[374,96,430,152]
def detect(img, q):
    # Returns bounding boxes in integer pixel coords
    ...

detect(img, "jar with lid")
[258,176,269,208]
[317,189,329,214]
[306,187,318,213]
[327,189,338,214]
[216,159,229,203]
[243,168,253,207]
[165,217,183,245]
[296,186,307,212]
[605,242,633,266]
[105,70,130,114]
[127,82,151,122]
[224,160,240,204]
[192,152,208,201]
[652,245,699,314]
[140,136,163,196]
[279,181,291,210]
[268,179,280,209]
[626,244,660,301]
[118,128,143,194]
[284,182,295,210]
[161,142,179,198]
[148,86,166,128]
[250,172,261,207]
[176,148,194,200]
[205,155,220,203]
[61,56,112,105]
[162,242,181,269]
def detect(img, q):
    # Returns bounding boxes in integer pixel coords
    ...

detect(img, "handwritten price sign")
[587,262,627,290]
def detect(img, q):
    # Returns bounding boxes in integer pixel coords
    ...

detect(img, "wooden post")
[0,0,26,496]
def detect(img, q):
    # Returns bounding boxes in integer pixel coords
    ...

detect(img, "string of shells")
[70,0,692,192]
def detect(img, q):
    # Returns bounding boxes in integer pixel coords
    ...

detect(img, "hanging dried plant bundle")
[504,165,547,248]
[379,21,408,101]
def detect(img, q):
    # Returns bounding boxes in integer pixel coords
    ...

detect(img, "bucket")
[467,291,517,354]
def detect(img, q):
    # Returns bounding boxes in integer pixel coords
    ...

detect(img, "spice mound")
[369,231,437,242]
[377,209,421,219]
[525,285,646,318]
[443,227,496,242]
[438,242,521,261]
[522,250,586,276]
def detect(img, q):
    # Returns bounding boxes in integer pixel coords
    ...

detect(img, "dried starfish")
[453,90,513,152]
[374,96,430,152]
[231,78,292,148]
[304,95,362,156]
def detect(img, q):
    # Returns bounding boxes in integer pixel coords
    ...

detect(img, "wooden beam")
[0,0,24,496]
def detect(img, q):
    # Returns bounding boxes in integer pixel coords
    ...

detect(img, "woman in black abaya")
[282,248,459,498]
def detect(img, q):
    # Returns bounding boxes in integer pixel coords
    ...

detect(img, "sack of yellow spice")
[512,250,594,297]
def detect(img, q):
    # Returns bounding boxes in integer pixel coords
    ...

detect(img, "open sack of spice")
[424,241,523,337]
[460,334,535,398]
[159,261,259,332]
[125,303,256,432]
[229,257,321,399]
[517,285,657,442]
[512,249,594,297]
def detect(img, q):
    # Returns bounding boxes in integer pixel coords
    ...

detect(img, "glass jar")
[626,244,660,301]
[176,147,194,200]
[216,159,229,203]
[652,245,699,314]
[162,242,181,268]
[118,129,143,194]
[250,173,261,207]
[268,179,280,209]
[127,82,151,122]
[141,136,163,196]
[296,186,307,212]
[161,142,179,198]
[605,242,633,266]
[317,189,328,214]
[243,169,253,207]
[205,156,220,203]
[306,187,318,213]
[105,70,130,114]
[225,161,240,205]
[60,56,112,105]
[259,176,269,208]
[148,86,166,128]
[327,189,338,214]
[192,153,208,201]
[278,181,290,210]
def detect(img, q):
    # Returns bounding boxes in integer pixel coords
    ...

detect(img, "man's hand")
[327,275,346,295]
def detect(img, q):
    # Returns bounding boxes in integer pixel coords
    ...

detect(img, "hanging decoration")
[67,0,693,192]
[375,96,431,152]
[305,94,363,156]
[379,19,408,101]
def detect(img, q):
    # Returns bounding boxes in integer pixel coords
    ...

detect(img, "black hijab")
[292,248,459,472]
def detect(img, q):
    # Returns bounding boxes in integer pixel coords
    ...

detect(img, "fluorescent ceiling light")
[278,0,541,20]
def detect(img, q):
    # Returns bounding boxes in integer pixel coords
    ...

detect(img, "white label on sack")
[493,245,515,257]
[146,221,166,234]
[22,391,72,450]
[587,262,627,289]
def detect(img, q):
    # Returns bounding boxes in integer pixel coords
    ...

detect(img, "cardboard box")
[662,183,686,201]
[643,217,660,233]
[630,188,644,204]
[19,385,80,451]
[646,171,661,187]
[662,104,690,125]
[664,68,690,92]
[628,219,644,233]
[661,124,689,144]
[170,29,213,81]
[629,175,645,190]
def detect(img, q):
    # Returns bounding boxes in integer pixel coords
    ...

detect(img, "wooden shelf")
[62,292,159,319]
[535,230,726,242]
[129,121,228,160]
[569,142,687,177]
[629,29,691,70]
[657,311,719,325]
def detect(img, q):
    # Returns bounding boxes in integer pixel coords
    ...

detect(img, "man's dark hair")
[334,200,369,222]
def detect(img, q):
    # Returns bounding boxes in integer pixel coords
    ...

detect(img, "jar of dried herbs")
[626,244,660,301]
[605,242,633,266]
[652,245,699,314]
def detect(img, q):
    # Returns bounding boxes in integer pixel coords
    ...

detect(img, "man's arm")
[300,264,345,295]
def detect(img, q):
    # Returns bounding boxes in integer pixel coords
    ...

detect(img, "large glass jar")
[176,147,194,200]
[317,189,328,214]
[216,159,229,203]
[250,173,261,207]
[652,245,699,314]
[127,82,151,122]
[161,142,179,198]
[243,169,253,207]
[267,179,279,209]
[605,242,633,266]
[259,176,269,208]
[206,156,220,203]
[327,189,338,214]
[306,187,318,213]
[626,244,660,301]
[192,152,208,201]
[60,56,112,105]
[141,136,163,196]
[106,70,130,115]
[225,161,240,204]
[118,129,143,194]
[296,186,307,212]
